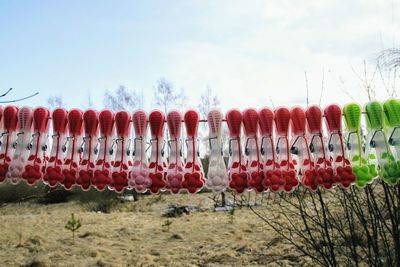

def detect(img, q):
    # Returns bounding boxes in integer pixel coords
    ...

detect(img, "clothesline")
[44,111,382,123]
[0,101,398,194]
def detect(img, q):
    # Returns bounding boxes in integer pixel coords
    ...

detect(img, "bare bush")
[250,182,399,266]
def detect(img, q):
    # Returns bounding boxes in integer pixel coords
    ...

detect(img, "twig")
[268,96,275,109]
[305,71,310,107]
[337,76,356,101]
[0,92,39,103]
[0,88,13,97]
[319,68,325,106]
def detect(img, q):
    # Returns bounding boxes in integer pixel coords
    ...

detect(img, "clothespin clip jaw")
[368,129,384,148]
[94,136,106,155]
[1,131,9,138]
[260,136,265,155]
[275,136,285,155]
[167,138,178,149]
[150,137,166,157]
[260,135,272,156]
[110,136,129,155]
[327,131,342,152]
[132,137,143,156]
[345,131,358,150]
[110,137,123,155]
[364,101,386,149]
[383,99,400,146]
[308,132,322,153]
[41,141,48,152]
[168,138,183,157]
[197,139,200,157]
[228,137,239,157]
[27,132,39,150]
[208,136,223,156]
[12,131,25,149]
[62,135,75,153]
[79,136,89,154]
[16,131,25,136]
[290,136,301,155]
[208,136,217,149]
[388,126,400,146]
[184,137,200,157]
[244,136,256,156]
[342,102,362,151]
[228,138,233,157]
[126,138,131,156]
[162,139,166,157]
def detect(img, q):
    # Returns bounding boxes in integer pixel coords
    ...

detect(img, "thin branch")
[319,67,325,105]
[268,96,275,108]
[304,71,309,107]
[0,88,13,97]
[0,92,39,103]
[338,76,356,101]
[362,60,378,101]
[393,67,397,97]
[377,62,392,96]
[350,62,365,84]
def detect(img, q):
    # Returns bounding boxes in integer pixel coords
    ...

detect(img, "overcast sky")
[0,0,398,112]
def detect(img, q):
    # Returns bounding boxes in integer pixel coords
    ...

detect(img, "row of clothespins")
[0,99,399,194]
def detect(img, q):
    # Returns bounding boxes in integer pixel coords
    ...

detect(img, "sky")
[0,0,399,113]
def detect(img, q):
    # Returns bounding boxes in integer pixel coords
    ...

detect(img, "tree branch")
[0,88,13,97]
[0,92,39,103]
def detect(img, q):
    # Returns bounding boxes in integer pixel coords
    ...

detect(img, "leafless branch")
[319,68,325,106]
[337,76,356,102]
[0,92,39,103]
[0,88,13,97]
[377,48,400,97]
[268,96,275,108]
[304,71,309,107]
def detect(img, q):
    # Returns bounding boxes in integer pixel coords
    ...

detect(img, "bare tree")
[175,88,189,113]
[104,85,144,111]
[350,60,378,101]
[47,95,64,109]
[153,78,188,153]
[78,92,96,110]
[154,78,186,113]
[85,92,95,108]
[198,86,221,157]
[198,85,220,120]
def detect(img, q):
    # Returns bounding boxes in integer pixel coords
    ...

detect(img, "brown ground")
[0,193,309,267]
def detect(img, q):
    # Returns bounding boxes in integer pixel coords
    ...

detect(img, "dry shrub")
[251,181,400,266]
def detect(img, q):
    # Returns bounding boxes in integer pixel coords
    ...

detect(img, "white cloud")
[162,0,399,111]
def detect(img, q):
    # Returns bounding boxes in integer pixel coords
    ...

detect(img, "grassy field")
[0,191,308,267]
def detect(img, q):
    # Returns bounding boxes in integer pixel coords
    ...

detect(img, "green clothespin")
[343,103,377,187]
[365,101,400,185]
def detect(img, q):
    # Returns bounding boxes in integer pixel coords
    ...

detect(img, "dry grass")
[0,192,310,267]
